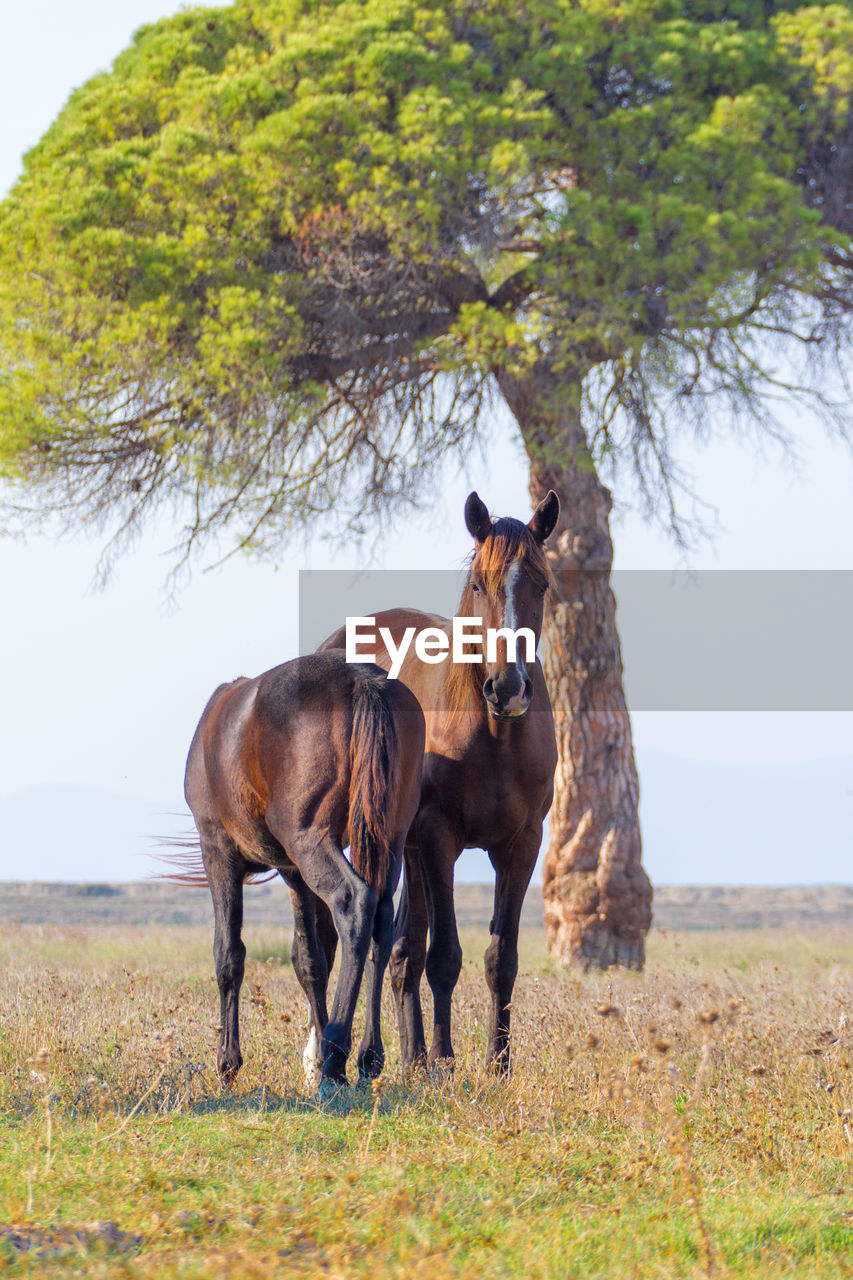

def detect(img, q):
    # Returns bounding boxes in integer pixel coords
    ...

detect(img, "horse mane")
[445,517,553,719]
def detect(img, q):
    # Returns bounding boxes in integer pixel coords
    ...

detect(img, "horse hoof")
[486,1050,511,1078]
[302,1063,323,1094]
[217,1049,243,1083]
[318,1076,348,1102]
[400,1054,429,1085]
[302,1029,323,1093]
[356,1047,385,1080]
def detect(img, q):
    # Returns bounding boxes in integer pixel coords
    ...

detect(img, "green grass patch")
[0,923,851,1277]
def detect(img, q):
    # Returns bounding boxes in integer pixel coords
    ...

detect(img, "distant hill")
[1,881,851,931]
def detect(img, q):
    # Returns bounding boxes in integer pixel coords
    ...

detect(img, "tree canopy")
[1,0,852,553]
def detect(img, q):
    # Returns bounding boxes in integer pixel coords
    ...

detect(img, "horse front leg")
[357,845,404,1080]
[420,825,463,1067]
[484,825,541,1074]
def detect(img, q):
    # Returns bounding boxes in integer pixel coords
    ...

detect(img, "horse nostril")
[523,676,533,701]
[483,677,496,701]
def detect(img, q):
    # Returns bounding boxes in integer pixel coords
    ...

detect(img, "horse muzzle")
[483,674,533,720]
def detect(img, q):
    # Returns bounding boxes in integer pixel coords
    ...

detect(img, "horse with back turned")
[181,651,424,1088]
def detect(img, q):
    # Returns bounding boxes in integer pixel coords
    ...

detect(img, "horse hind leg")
[199,823,247,1082]
[357,843,404,1081]
[278,827,377,1088]
[280,870,332,1091]
[310,896,338,1085]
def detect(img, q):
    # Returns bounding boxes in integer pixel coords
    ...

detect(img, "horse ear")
[528,490,560,544]
[464,491,493,543]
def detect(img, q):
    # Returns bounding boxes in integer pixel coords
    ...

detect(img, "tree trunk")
[497,362,652,969]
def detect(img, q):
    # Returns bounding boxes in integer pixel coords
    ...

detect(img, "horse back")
[319,608,453,742]
[320,606,450,660]
[185,653,422,870]
[257,655,423,852]
[184,674,277,861]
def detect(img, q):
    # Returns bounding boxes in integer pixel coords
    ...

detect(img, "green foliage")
[0,0,851,548]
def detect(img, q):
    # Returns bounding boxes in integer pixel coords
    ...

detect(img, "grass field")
[0,920,851,1278]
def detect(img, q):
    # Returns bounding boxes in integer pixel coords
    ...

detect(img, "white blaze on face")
[483,554,535,716]
[504,559,520,633]
[505,560,529,682]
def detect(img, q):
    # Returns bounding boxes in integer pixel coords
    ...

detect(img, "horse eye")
[538,584,548,598]
[471,581,481,596]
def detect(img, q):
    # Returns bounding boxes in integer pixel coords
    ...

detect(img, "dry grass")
[0,922,851,1277]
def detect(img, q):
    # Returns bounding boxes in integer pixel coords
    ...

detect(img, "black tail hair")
[348,669,399,893]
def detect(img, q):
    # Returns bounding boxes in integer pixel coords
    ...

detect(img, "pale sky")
[1,1,851,885]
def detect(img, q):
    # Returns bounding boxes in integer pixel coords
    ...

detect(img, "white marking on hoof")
[302,1027,323,1093]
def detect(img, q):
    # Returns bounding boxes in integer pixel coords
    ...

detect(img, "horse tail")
[151,834,210,886]
[152,836,276,886]
[348,668,399,894]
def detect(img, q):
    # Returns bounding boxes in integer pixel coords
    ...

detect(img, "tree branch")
[489,268,536,312]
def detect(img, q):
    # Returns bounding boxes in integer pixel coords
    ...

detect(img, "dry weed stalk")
[94,1031,175,1148]
[360,1078,385,1164]
[27,1046,53,1176]
[651,1027,716,1278]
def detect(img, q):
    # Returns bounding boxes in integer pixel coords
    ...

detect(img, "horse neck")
[434,593,491,739]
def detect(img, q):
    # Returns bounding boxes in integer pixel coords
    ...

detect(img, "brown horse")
[320,490,559,1073]
[182,651,424,1087]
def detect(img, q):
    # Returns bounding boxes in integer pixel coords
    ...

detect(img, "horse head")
[460,490,559,720]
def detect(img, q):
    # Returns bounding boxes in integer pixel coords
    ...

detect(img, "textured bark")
[497,362,652,969]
